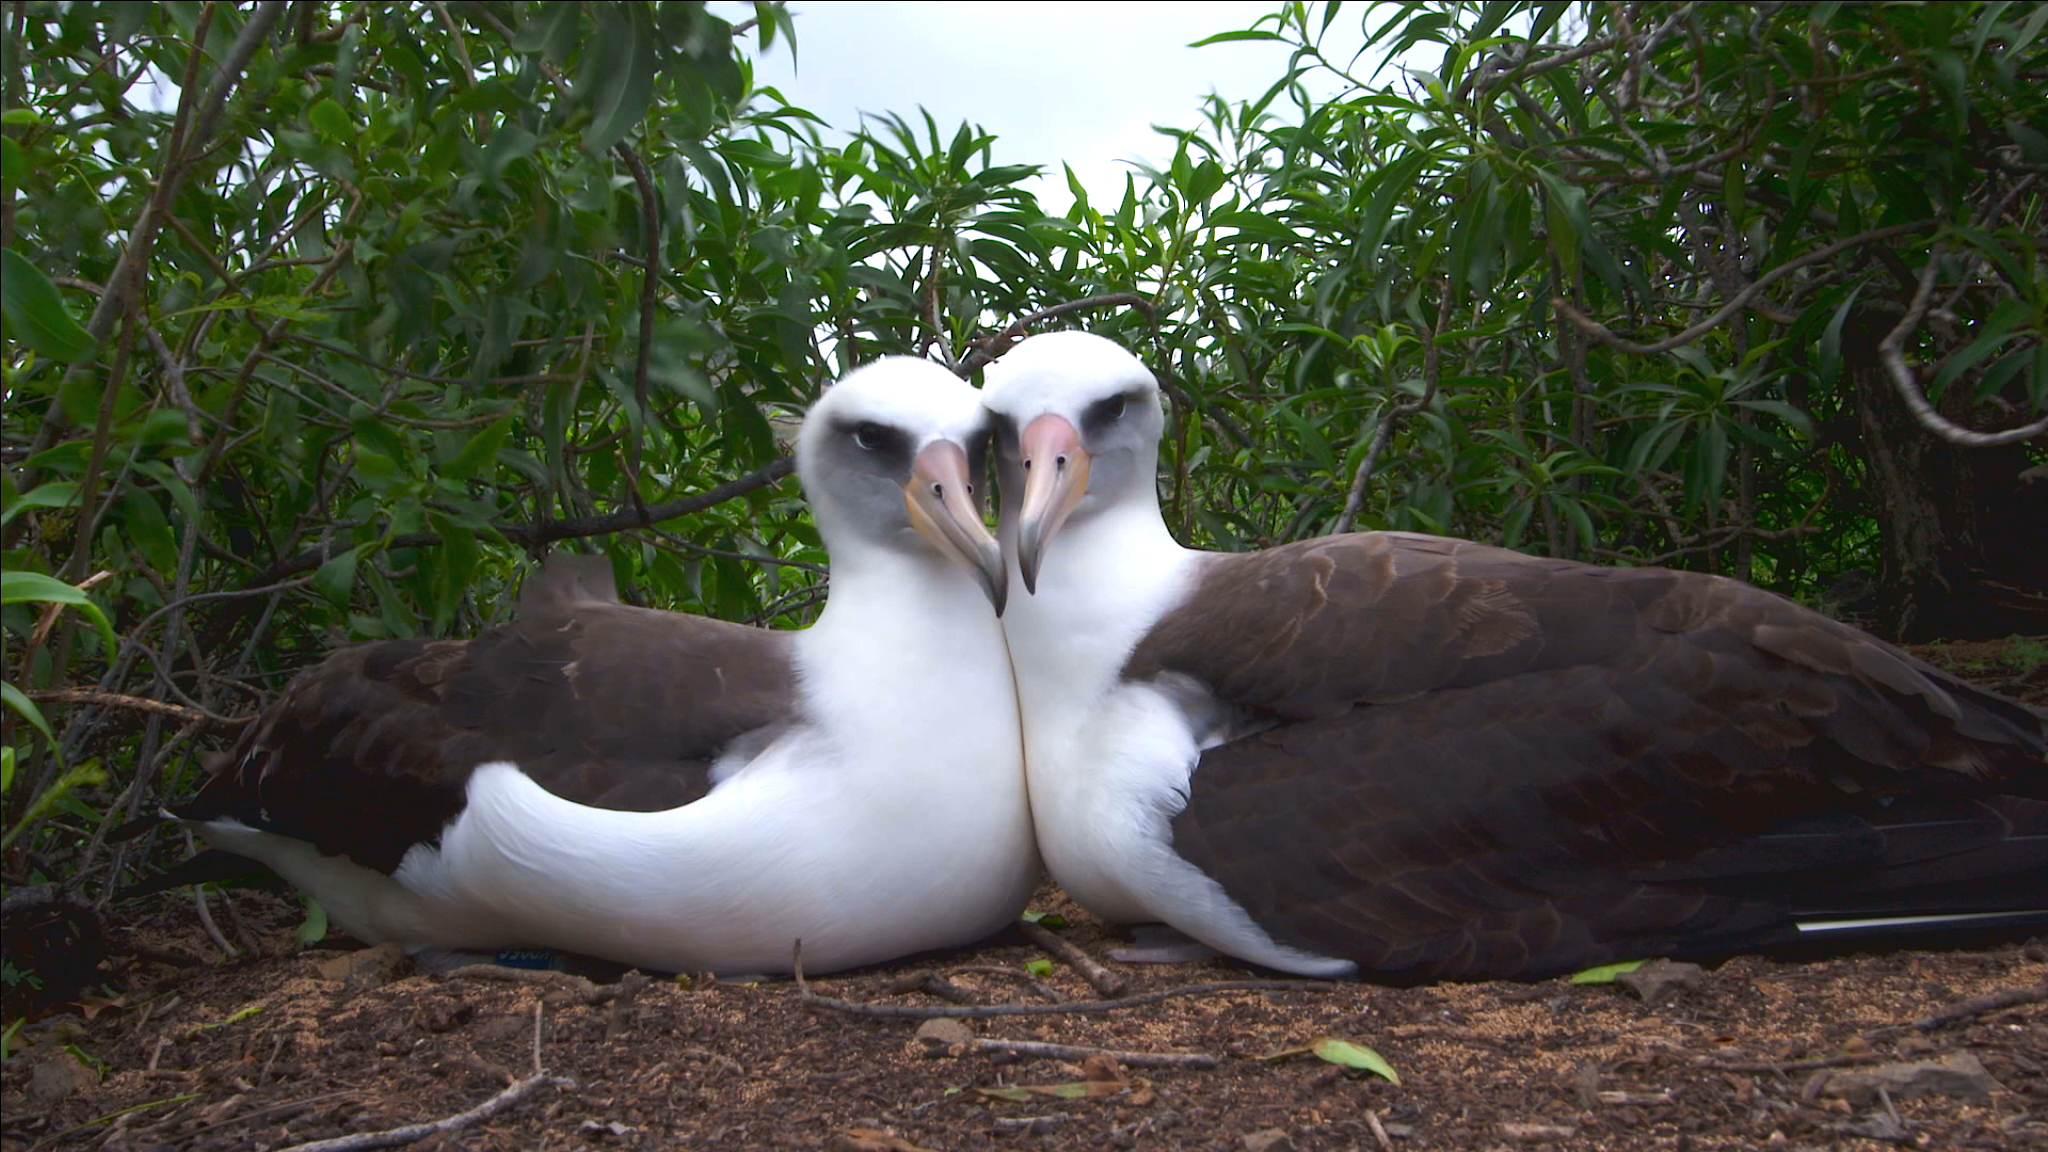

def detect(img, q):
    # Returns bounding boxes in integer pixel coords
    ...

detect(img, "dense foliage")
[2,2,2042,924]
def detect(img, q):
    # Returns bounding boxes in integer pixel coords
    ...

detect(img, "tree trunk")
[1845,313,2048,642]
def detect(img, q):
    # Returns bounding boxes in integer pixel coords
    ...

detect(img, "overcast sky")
[709,1,1367,209]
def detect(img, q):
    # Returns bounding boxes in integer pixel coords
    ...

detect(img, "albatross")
[980,330,2048,982]
[179,357,1037,975]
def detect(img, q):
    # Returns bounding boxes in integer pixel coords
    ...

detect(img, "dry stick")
[1882,982,2048,1036]
[1555,219,1934,357]
[191,885,238,961]
[793,941,1327,1019]
[1877,248,2048,449]
[1365,1108,1395,1152]
[274,1074,570,1152]
[1335,289,1453,535]
[963,1037,1217,1070]
[25,690,234,725]
[1016,919,1127,997]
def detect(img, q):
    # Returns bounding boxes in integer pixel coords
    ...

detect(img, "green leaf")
[294,896,330,945]
[1190,29,1287,46]
[582,7,657,152]
[1023,958,1054,978]
[1,248,96,363]
[1570,959,1649,984]
[0,481,80,527]
[0,570,119,659]
[308,97,350,141]
[0,136,22,193]
[443,414,515,482]
[1310,1036,1400,1084]
[313,544,366,607]
[1,684,54,745]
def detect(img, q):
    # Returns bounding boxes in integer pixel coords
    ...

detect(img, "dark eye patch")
[833,418,910,461]
[1082,390,1145,436]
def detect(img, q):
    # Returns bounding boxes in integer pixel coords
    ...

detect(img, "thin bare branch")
[1878,248,2048,448]
[1557,221,1935,356]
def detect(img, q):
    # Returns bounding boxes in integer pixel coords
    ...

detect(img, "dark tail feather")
[114,848,285,902]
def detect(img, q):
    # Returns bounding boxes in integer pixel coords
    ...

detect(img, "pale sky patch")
[712,1,1369,209]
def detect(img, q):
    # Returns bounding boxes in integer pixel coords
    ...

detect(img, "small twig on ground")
[794,939,1328,1019]
[1882,982,2048,1037]
[1366,1108,1395,1152]
[966,1037,1217,1069]
[438,964,614,1005]
[191,885,238,961]
[1016,919,1127,997]
[273,1074,571,1152]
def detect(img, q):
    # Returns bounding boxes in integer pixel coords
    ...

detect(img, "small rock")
[1500,1122,1577,1141]
[1380,1122,1417,1137]
[1820,1051,2000,1104]
[912,1017,974,1057]
[1242,1128,1296,1152]
[475,1013,529,1041]
[315,942,410,989]
[28,1053,99,1106]
[1615,959,1707,1003]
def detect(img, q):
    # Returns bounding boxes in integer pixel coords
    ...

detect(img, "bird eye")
[1105,397,1127,421]
[853,423,888,451]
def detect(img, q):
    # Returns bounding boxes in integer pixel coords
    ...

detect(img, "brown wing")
[1128,533,2048,980]
[183,555,797,873]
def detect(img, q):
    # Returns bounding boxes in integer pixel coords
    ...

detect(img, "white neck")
[1003,499,1196,756]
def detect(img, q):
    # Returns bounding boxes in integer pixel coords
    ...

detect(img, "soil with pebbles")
[4,645,2043,1152]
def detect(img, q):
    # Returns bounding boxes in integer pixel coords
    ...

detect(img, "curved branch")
[1879,249,2048,448]
[957,293,1157,375]
[1556,220,1935,355]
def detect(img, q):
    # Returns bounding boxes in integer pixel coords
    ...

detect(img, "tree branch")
[1334,289,1453,535]
[1878,248,2048,448]
[249,457,799,585]
[1556,220,1934,355]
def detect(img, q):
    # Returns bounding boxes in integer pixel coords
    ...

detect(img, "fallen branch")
[1884,982,2048,1037]
[275,1072,570,1151]
[965,1036,1217,1069]
[795,940,1327,1019]
[1016,919,1127,997]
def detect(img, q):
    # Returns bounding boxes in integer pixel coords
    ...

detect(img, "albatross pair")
[184,359,1037,976]
[982,331,2047,982]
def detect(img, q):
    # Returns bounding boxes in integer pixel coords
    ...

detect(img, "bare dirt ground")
[4,644,2044,1152]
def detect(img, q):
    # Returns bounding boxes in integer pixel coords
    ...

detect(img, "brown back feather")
[1128,532,2046,979]
[186,557,796,872]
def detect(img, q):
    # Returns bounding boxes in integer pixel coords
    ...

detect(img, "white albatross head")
[979,331,1165,594]
[798,357,1007,612]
